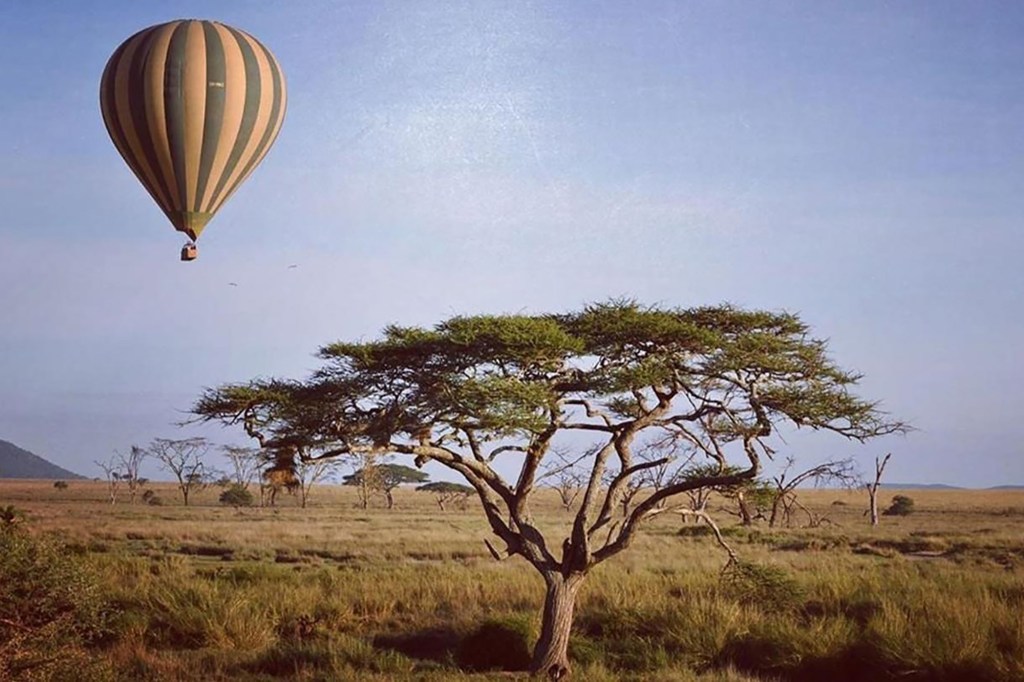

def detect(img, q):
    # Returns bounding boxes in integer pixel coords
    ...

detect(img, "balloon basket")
[180,243,198,261]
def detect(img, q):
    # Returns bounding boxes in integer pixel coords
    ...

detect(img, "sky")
[1,1,1021,487]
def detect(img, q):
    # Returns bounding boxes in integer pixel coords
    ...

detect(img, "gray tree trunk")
[531,573,584,679]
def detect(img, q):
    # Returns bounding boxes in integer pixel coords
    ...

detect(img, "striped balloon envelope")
[100,19,286,259]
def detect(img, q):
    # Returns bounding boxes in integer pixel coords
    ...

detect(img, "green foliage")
[721,561,805,612]
[194,301,905,464]
[417,481,474,495]
[455,615,536,671]
[883,495,915,516]
[219,484,254,508]
[344,464,429,490]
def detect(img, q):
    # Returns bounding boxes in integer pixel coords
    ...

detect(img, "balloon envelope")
[100,19,286,241]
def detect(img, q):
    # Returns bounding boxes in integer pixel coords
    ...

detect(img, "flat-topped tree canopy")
[191,300,907,677]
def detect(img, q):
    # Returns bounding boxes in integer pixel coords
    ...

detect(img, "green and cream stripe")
[100,20,286,241]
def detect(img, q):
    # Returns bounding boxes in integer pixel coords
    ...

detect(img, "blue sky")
[1,1,1021,486]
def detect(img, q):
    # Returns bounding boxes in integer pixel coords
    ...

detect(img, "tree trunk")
[869,488,879,526]
[736,491,753,526]
[531,573,584,679]
[385,489,395,509]
[768,495,781,528]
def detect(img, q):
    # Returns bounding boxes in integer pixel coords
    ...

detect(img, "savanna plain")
[2,480,1022,681]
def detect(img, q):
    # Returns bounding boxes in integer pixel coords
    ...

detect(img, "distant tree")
[867,453,892,526]
[884,494,915,517]
[344,452,379,509]
[192,302,907,677]
[148,437,210,506]
[418,481,474,511]
[295,457,342,508]
[343,463,428,509]
[541,447,594,512]
[93,456,122,505]
[115,445,148,504]
[219,483,254,508]
[221,445,264,490]
[767,456,858,528]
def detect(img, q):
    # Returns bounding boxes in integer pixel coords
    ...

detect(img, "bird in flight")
[228,282,238,287]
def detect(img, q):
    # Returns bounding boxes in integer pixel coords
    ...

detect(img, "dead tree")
[115,445,147,504]
[768,456,858,528]
[867,452,892,526]
[540,447,594,512]
[94,456,122,505]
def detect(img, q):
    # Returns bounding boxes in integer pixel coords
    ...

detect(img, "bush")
[0,505,25,529]
[53,480,69,490]
[0,524,116,679]
[456,615,535,671]
[721,561,804,612]
[883,495,915,516]
[219,484,254,508]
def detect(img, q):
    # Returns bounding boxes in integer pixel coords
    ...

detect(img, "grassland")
[2,480,1022,681]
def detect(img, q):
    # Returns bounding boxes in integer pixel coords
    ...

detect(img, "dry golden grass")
[2,480,1022,681]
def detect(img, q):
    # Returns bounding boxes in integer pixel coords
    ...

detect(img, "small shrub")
[53,480,69,490]
[0,505,25,529]
[721,561,804,612]
[456,615,535,671]
[883,495,915,516]
[219,484,254,508]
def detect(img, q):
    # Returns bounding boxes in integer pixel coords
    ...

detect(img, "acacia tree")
[295,457,342,508]
[221,445,264,490]
[148,437,209,506]
[417,481,474,511]
[115,445,148,504]
[343,463,429,509]
[192,302,905,677]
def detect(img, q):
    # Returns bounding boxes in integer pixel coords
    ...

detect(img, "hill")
[0,439,85,479]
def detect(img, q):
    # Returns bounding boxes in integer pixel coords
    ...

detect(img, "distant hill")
[0,439,86,479]
[880,483,1024,491]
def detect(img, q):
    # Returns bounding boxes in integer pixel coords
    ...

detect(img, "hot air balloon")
[100,20,286,261]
